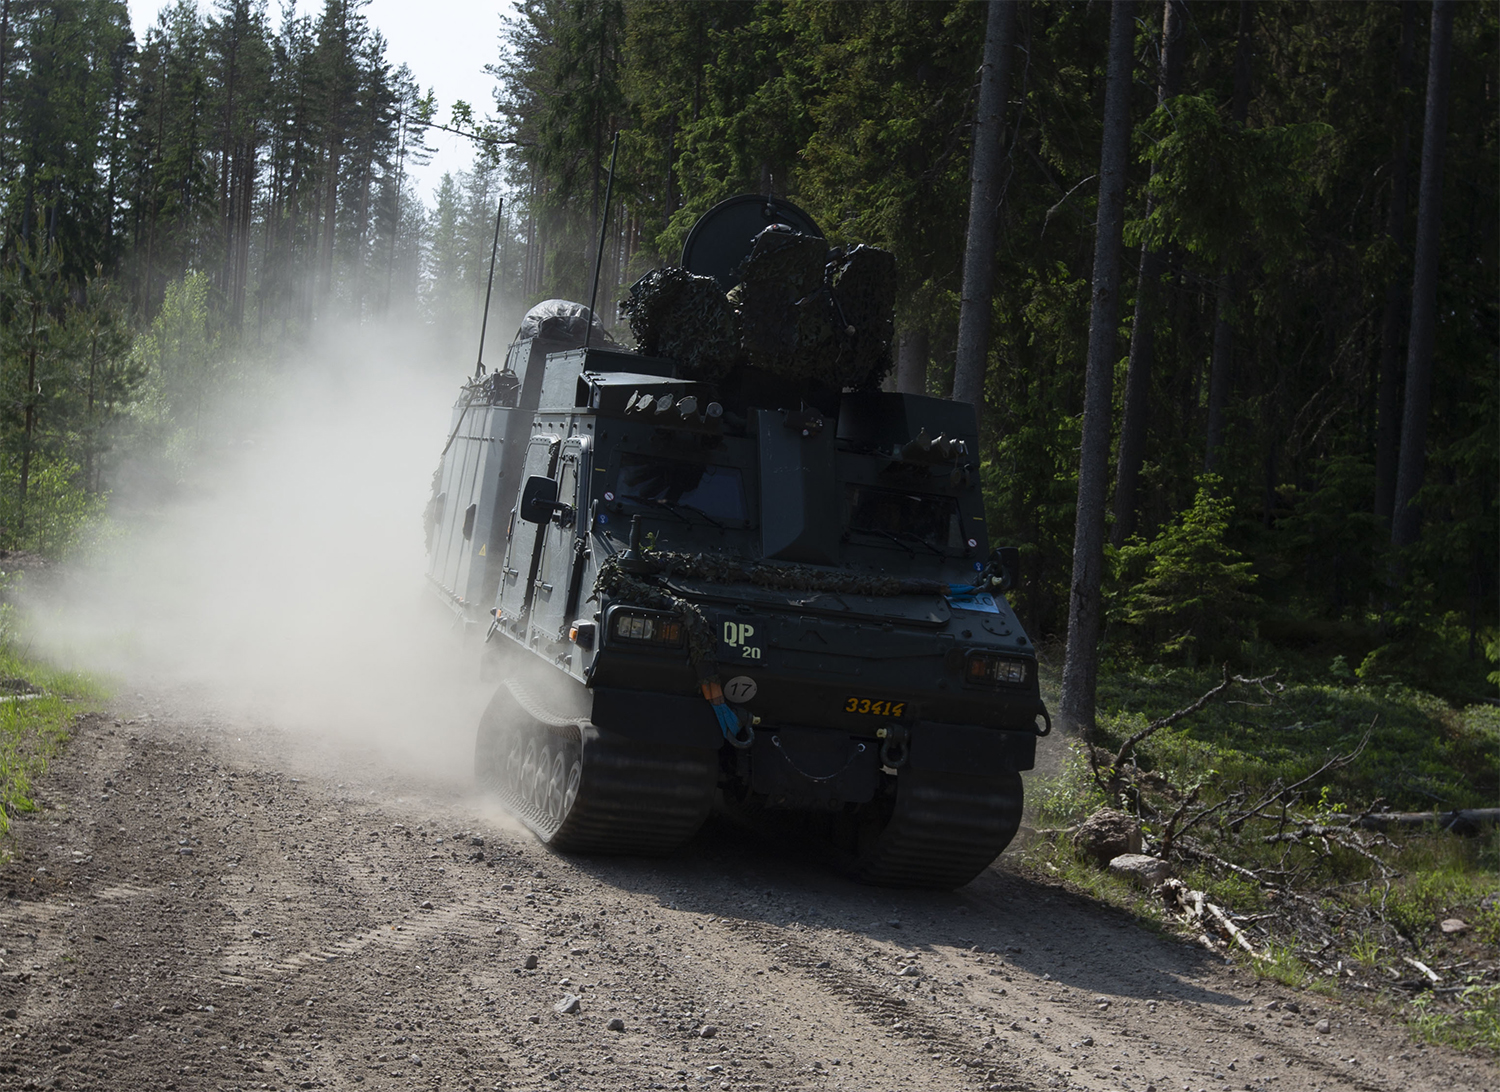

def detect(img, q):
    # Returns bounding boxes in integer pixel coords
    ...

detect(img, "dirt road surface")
[2,695,1494,1092]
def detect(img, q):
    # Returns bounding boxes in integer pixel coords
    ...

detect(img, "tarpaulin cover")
[516,299,615,347]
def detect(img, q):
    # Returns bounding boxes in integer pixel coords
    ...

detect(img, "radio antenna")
[474,194,504,378]
[585,131,620,348]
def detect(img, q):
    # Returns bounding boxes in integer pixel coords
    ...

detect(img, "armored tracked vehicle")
[426,195,1049,888]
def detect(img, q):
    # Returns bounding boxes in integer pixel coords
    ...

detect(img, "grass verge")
[0,641,109,847]
[1021,661,1500,1054]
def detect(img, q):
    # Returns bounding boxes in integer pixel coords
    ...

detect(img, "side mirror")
[988,546,1020,593]
[520,474,573,525]
[520,475,558,523]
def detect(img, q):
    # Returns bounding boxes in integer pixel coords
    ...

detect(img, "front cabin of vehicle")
[486,341,1045,804]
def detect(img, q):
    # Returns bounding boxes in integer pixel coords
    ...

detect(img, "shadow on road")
[522,808,1246,1010]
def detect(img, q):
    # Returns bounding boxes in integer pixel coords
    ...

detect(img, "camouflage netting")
[828,244,896,389]
[592,555,720,675]
[591,549,942,645]
[619,268,739,381]
[646,550,946,597]
[592,550,945,675]
[620,228,896,392]
[735,228,836,380]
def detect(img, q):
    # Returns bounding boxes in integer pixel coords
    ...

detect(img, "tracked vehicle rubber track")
[475,680,717,854]
[429,194,1048,887]
[845,770,1025,889]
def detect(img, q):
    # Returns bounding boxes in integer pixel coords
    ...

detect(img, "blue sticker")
[597,513,609,525]
[973,561,985,571]
[950,591,1001,614]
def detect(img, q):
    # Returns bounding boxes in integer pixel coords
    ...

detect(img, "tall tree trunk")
[85,328,99,493]
[322,147,339,305]
[1391,0,1455,553]
[1112,0,1187,545]
[951,0,1016,424]
[896,327,930,396]
[0,0,11,182]
[19,300,39,534]
[1203,0,1255,474]
[1374,0,1419,522]
[1059,0,1136,736]
[1203,272,1236,473]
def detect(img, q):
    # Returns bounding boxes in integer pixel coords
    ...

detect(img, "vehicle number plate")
[844,697,906,718]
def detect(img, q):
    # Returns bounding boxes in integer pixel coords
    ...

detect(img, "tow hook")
[877,724,910,769]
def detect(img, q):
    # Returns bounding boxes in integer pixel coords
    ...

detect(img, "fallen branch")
[1174,842,1330,917]
[1402,955,1442,984]
[1205,900,1263,958]
[1353,808,1500,835]
[1098,668,1277,801]
[1228,724,1372,832]
[1261,821,1397,877]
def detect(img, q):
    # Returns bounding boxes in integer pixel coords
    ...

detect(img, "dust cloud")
[22,322,508,785]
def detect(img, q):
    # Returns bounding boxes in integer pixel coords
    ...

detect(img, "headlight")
[607,608,684,649]
[965,650,1029,687]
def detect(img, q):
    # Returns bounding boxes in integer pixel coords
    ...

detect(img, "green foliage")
[0,455,108,559]
[1132,93,1331,273]
[130,272,226,444]
[1110,477,1257,664]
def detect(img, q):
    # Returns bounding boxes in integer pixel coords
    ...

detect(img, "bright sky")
[126,0,507,202]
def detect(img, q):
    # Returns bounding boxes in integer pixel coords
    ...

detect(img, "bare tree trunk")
[1112,0,1187,545]
[19,301,38,534]
[1374,0,1419,523]
[896,327,930,396]
[1203,0,1255,475]
[0,0,11,182]
[952,0,1016,424]
[1203,272,1236,473]
[321,147,339,307]
[1059,0,1136,736]
[85,328,99,493]
[1391,0,1455,553]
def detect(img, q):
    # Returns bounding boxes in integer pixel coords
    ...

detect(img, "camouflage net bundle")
[619,268,738,382]
[828,244,896,389]
[621,228,896,392]
[735,229,836,381]
[647,550,945,597]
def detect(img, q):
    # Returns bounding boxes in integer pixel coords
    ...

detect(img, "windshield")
[846,485,963,550]
[617,453,748,522]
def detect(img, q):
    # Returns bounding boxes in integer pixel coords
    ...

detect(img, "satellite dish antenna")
[680,193,824,291]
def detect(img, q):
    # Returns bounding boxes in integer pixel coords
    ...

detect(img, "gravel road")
[1,694,1493,1092]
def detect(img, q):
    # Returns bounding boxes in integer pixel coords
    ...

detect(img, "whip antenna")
[474,194,504,378]
[585,131,620,348]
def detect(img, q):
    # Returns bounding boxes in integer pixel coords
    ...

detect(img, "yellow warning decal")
[479,544,487,556]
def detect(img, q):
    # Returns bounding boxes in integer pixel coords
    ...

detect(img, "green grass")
[0,642,109,843]
[1022,659,1500,1054]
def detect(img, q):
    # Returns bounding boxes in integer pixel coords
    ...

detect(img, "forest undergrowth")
[1024,656,1500,1054]
[0,575,108,849]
